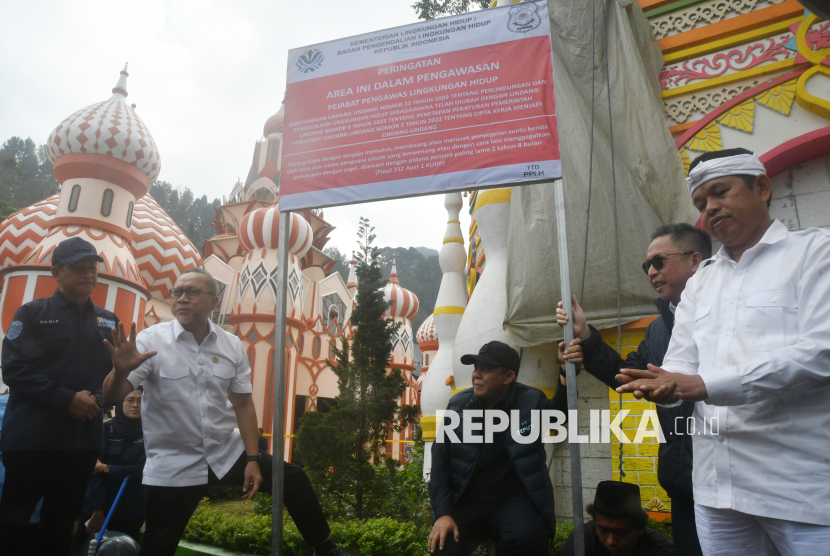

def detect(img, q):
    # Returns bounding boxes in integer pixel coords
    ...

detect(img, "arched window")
[101,189,114,217]
[312,337,321,358]
[126,202,134,227]
[68,184,81,212]
[424,354,429,366]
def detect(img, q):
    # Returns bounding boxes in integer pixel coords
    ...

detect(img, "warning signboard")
[280,1,560,210]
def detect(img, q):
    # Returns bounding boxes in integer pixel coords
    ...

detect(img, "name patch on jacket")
[38,319,63,325]
[97,317,116,329]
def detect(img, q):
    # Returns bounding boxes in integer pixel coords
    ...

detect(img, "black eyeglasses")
[641,252,695,275]
[169,286,212,299]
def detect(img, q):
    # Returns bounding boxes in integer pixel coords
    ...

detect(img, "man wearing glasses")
[557,223,710,555]
[617,149,830,554]
[102,268,344,556]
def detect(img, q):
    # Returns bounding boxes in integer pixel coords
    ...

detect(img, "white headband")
[686,153,766,197]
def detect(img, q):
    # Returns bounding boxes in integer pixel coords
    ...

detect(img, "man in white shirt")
[616,148,830,555]
[103,268,344,556]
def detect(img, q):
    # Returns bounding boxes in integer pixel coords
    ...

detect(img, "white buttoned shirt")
[127,319,252,486]
[662,220,830,526]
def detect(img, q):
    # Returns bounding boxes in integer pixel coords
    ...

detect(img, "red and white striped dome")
[416,313,437,344]
[131,195,204,299]
[238,206,312,257]
[263,104,285,136]
[382,261,419,320]
[0,193,202,300]
[46,65,161,183]
[0,194,59,269]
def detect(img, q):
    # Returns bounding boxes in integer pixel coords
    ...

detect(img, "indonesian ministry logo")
[507,3,542,34]
[296,48,324,73]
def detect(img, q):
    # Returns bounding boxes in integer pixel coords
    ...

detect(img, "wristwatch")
[95,393,107,408]
[246,453,262,464]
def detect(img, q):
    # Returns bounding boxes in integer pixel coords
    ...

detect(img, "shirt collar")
[715,219,786,262]
[669,302,677,314]
[172,318,217,341]
[54,288,93,312]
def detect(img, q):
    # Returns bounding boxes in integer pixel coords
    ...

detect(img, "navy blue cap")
[52,237,104,266]
[461,340,521,374]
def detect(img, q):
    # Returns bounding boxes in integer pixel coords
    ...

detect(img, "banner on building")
[280,1,560,210]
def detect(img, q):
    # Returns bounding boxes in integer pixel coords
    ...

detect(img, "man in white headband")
[616,148,830,555]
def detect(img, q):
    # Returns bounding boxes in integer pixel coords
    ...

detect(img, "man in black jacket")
[557,223,710,556]
[428,341,564,556]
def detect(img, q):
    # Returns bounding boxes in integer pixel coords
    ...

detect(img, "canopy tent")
[505,0,697,347]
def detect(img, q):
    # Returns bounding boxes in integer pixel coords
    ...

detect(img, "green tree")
[412,0,489,20]
[148,181,220,254]
[0,137,60,209]
[296,217,419,520]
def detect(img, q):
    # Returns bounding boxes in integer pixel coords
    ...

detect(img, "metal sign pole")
[554,179,585,556]
[271,210,292,556]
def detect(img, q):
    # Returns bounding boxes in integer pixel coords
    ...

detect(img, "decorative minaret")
[381,261,419,463]
[420,192,467,477]
[346,252,358,298]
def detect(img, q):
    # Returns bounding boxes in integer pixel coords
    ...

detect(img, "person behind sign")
[617,148,830,554]
[561,481,674,556]
[0,237,117,556]
[102,268,346,556]
[428,341,566,556]
[556,222,710,556]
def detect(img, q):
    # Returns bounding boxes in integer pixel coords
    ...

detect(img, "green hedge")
[184,499,430,556]
[184,499,668,556]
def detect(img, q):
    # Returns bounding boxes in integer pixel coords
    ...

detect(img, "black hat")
[460,341,521,373]
[52,237,104,266]
[591,481,645,519]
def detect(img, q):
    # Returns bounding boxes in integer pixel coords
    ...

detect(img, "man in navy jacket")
[428,341,565,556]
[557,223,710,556]
[0,237,117,556]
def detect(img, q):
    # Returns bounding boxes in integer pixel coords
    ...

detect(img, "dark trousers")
[434,490,552,556]
[0,449,98,556]
[140,451,330,556]
[671,494,703,556]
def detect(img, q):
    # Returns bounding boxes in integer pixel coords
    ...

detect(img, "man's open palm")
[105,322,157,374]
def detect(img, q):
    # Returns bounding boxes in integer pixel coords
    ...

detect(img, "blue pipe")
[95,476,129,553]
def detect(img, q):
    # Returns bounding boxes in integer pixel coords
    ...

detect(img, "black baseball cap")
[460,341,521,374]
[591,481,645,519]
[52,237,104,266]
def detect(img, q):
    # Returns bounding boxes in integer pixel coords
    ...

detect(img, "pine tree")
[296,217,419,519]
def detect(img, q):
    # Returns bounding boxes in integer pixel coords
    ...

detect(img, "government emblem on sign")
[296,48,324,73]
[507,3,542,34]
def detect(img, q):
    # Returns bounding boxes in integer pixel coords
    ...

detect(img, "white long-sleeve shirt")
[662,219,830,526]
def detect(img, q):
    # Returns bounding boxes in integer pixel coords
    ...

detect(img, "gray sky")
[0,0,476,255]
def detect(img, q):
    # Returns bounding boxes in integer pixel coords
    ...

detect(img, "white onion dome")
[416,313,437,345]
[381,261,419,320]
[263,103,285,136]
[46,64,161,195]
[238,205,312,257]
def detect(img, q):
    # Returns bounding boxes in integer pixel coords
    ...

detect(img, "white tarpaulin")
[504,0,697,347]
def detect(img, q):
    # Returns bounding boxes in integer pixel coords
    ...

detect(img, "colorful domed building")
[0,66,202,386]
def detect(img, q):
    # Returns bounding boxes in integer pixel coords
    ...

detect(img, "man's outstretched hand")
[615,364,708,404]
[104,322,157,375]
[429,515,460,553]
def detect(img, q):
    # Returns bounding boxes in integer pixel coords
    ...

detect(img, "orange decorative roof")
[0,194,59,268]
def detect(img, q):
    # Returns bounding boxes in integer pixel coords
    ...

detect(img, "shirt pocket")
[209,361,236,398]
[691,304,712,341]
[158,364,192,401]
[36,325,72,362]
[744,290,798,352]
